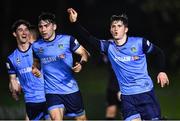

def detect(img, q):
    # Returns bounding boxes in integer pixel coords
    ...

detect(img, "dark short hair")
[11,19,31,32]
[38,12,56,24]
[29,25,39,39]
[110,14,128,27]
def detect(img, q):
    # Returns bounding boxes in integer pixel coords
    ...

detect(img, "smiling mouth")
[42,33,47,36]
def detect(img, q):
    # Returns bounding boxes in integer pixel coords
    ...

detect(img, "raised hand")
[67,8,78,23]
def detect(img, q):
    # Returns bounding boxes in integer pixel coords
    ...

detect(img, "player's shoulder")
[128,36,145,44]
[8,48,19,59]
[101,38,113,43]
[57,34,74,40]
[128,36,143,40]
[108,38,114,42]
[32,38,44,47]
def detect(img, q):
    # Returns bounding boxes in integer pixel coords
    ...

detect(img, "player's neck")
[18,42,30,52]
[115,34,127,46]
[44,32,56,42]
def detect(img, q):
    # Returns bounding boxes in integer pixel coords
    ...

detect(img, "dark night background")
[0,0,180,119]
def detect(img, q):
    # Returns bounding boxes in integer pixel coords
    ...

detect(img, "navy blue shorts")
[46,91,85,117]
[26,102,49,120]
[121,90,161,120]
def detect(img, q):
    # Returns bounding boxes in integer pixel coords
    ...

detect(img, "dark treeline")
[0,0,180,90]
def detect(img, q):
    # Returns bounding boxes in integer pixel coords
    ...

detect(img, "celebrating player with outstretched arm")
[67,8,169,121]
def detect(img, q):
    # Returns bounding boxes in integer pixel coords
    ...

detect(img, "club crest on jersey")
[16,57,21,64]
[38,47,44,54]
[131,47,137,52]
[58,44,64,49]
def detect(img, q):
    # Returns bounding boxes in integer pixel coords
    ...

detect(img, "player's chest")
[13,53,32,69]
[109,43,142,56]
[37,42,69,57]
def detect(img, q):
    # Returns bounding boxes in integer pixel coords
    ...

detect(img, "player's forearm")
[151,45,166,72]
[80,53,88,64]
[72,21,101,51]
[9,76,19,92]
[33,58,40,69]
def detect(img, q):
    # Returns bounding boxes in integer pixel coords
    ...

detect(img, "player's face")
[38,20,56,41]
[110,20,128,40]
[14,24,29,44]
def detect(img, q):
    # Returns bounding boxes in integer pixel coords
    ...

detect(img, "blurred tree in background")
[139,0,180,71]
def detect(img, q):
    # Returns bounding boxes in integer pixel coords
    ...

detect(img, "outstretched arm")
[151,46,169,88]
[67,8,101,51]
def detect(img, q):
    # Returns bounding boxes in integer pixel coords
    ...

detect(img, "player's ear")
[53,24,57,31]
[12,32,17,37]
[125,27,128,33]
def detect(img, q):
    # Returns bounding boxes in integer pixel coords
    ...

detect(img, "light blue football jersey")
[32,34,80,94]
[100,37,154,95]
[7,45,46,103]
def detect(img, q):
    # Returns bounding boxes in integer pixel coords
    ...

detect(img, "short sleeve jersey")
[32,35,80,94]
[7,45,46,103]
[100,37,154,95]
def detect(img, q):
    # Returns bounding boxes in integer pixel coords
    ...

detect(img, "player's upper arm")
[6,58,16,74]
[142,38,154,54]
[70,36,81,52]
[100,40,110,55]
[70,36,90,62]
[74,45,90,62]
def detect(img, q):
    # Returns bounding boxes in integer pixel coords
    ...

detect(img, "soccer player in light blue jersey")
[68,8,169,121]
[7,19,49,120]
[32,12,89,120]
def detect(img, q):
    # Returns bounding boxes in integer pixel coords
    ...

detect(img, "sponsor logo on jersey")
[41,54,65,64]
[19,67,32,74]
[58,54,65,59]
[41,57,57,64]
[114,55,140,62]
[132,56,139,61]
